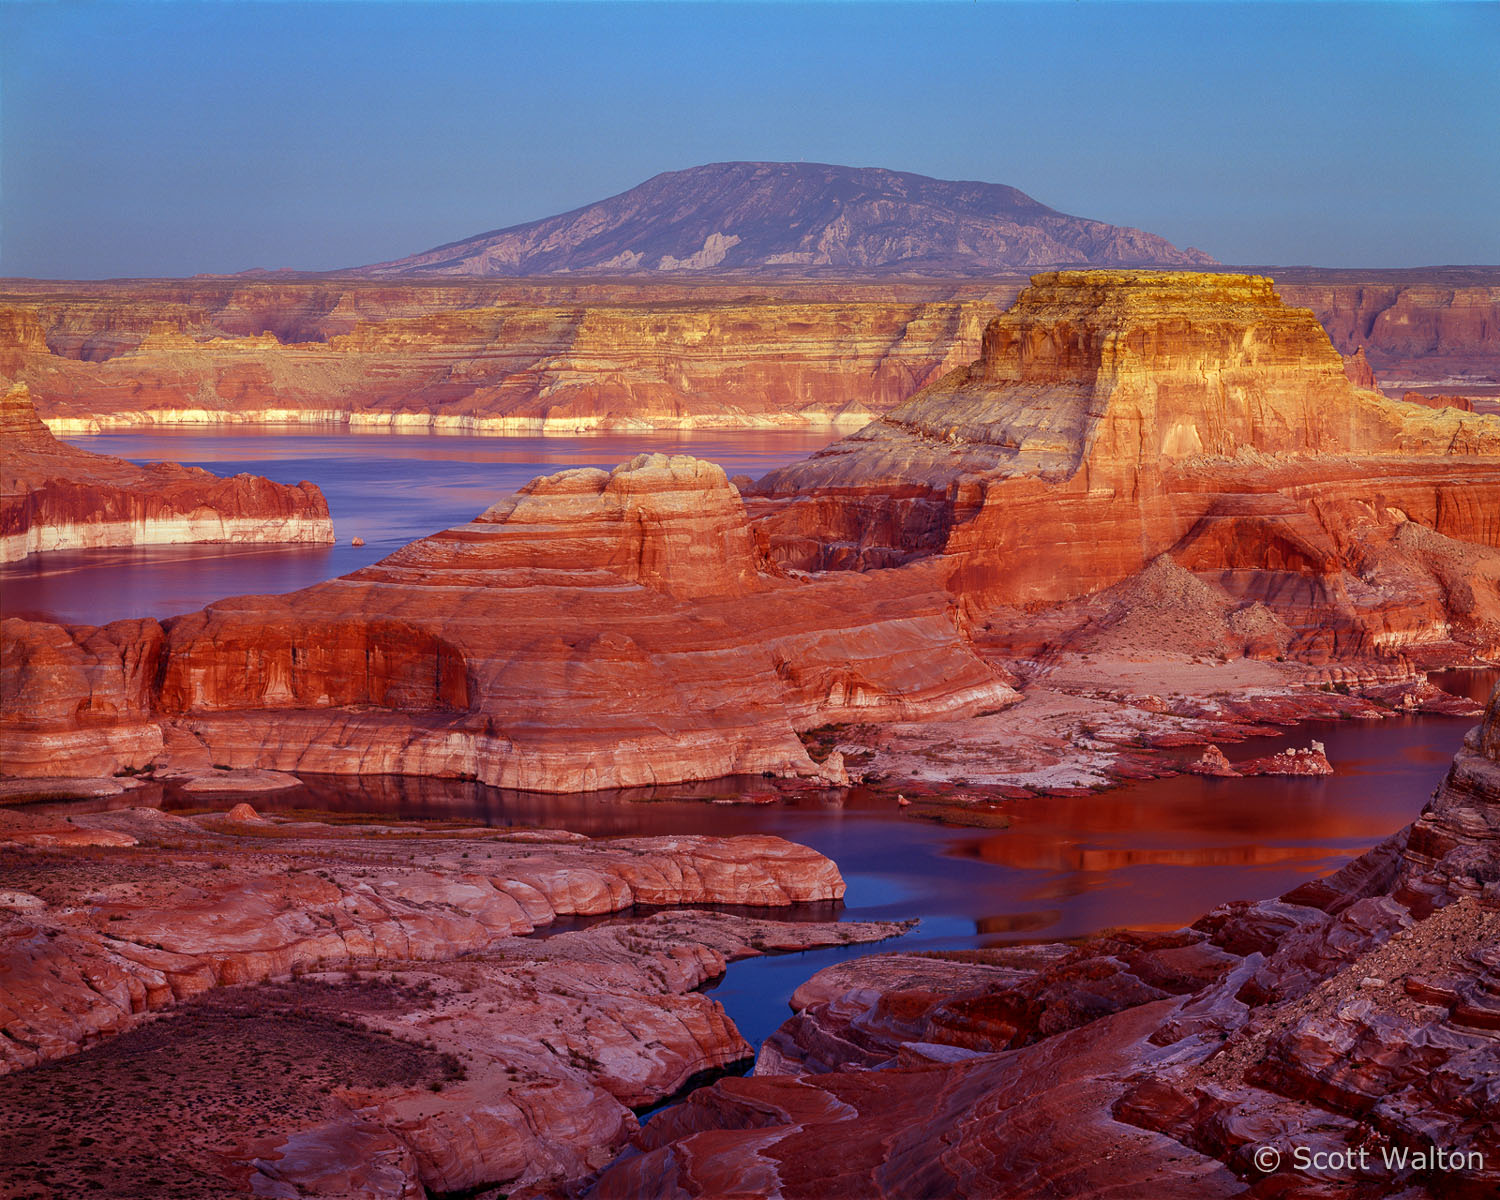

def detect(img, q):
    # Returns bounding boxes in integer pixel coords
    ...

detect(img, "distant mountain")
[354,162,1216,277]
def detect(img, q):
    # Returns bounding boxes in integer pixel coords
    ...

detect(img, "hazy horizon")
[3,1,1497,279]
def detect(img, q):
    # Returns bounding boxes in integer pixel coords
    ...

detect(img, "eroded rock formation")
[5,271,1497,795]
[2,453,1014,786]
[585,686,1500,1198]
[0,809,905,1196]
[0,381,332,563]
[754,271,1500,663]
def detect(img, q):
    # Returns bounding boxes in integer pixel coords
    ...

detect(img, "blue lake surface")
[0,426,834,624]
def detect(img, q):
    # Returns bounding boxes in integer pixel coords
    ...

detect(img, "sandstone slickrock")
[0,811,907,1197]
[357,162,1216,276]
[2,452,1015,786]
[0,380,332,563]
[584,686,1500,1199]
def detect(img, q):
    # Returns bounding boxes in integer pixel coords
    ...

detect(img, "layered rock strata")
[2,287,996,434]
[1,453,1015,786]
[585,686,1500,1198]
[0,809,905,1196]
[0,381,332,564]
[4,270,1493,436]
[754,271,1500,664]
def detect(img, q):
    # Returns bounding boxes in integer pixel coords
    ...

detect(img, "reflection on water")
[20,689,1452,1045]
[19,705,1492,1048]
[0,426,836,624]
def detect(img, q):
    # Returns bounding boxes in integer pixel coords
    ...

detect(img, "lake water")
[32,666,1480,1051]
[0,427,836,625]
[6,427,1494,1056]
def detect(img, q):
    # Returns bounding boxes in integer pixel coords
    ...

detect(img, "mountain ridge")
[355,161,1216,277]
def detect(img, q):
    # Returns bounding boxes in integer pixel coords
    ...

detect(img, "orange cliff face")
[1,454,1016,783]
[754,271,1500,662]
[0,282,1001,433]
[0,381,333,565]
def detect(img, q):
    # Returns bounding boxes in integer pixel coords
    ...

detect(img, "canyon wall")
[0,382,333,564]
[1274,267,1500,386]
[1,270,1493,435]
[0,282,1002,433]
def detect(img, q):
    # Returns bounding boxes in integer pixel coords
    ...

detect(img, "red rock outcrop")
[1341,345,1379,389]
[753,271,1500,663]
[0,810,907,1196]
[585,687,1500,1198]
[1237,742,1334,776]
[2,453,1015,787]
[0,380,332,563]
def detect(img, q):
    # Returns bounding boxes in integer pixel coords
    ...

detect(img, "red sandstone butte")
[584,685,1500,1199]
[5,270,1499,792]
[0,380,332,564]
[753,271,1500,663]
[1,452,1015,785]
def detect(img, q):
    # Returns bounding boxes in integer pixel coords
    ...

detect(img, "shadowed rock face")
[584,687,1500,1198]
[0,381,333,563]
[356,162,1216,277]
[1,453,1015,786]
[754,271,1500,660]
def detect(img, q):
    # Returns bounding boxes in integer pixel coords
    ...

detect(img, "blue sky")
[2,1,1496,277]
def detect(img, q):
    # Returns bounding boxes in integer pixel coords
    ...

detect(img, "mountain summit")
[356,162,1216,277]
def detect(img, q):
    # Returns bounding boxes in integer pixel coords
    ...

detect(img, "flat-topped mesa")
[752,272,1500,634]
[4,454,1015,787]
[762,272,1486,496]
[0,381,334,564]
